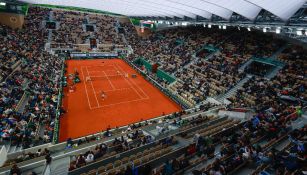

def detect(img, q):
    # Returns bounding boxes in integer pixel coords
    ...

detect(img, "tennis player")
[100,90,106,100]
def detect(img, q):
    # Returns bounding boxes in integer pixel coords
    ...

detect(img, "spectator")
[10,163,21,175]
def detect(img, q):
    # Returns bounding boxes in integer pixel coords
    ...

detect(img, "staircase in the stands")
[216,75,253,104]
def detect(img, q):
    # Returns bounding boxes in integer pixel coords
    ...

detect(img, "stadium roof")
[20,0,306,21]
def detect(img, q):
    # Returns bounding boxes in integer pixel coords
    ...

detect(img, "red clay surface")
[59,59,181,142]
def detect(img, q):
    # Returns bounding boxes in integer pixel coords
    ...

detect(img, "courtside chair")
[142,154,150,163]
[97,166,106,174]
[109,151,117,156]
[87,169,96,175]
[106,163,113,171]
[148,153,155,160]
[121,157,129,164]
[133,159,141,167]
[129,154,136,161]
[114,160,121,167]
[118,165,126,173]
[143,149,150,156]
[154,150,161,158]
[108,169,116,175]
[136,152,143,158]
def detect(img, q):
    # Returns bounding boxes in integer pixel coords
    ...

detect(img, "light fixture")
[218,25,221,29]
[297,30,302,36]
[0,2,6,6]
[276,28,281,34]
[208,24,211,28]
[247,27,251,31]
[203,24,206,28]
[237,27,240,30]
[222,25,226,30]
[263,28,267,33]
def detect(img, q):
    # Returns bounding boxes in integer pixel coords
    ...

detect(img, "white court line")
[86,65,113,68]
[88,74,125,78]
[86,66,100,107]
[119,65,150,99]
[113,63,149,99]
[111,64,145,99]
[101,70,116,90]
[90,98,150,109]
[80,67,93,109]
[88,69,118,74]
[95,87,132,93]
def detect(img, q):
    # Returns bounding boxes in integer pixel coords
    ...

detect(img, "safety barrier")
[134,57,176,84]
[133,57,152,72]
[156,69,176,84]
[52,56,66,144]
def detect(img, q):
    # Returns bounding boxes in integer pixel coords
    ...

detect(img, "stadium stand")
[0,4,306,175]
[0,7,63,153]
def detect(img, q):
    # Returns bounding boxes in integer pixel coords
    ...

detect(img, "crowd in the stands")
[0,7,62,153]
[52,9,123,48]
[228,46,306,109]
[0,7,306,175]
[68,129,153,170]
[122,22,287,106]
[275,46,307,101]
[124,25,227,74]
[5,148,50,167]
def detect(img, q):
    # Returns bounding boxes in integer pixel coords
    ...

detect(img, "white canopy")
[21,0,306,21]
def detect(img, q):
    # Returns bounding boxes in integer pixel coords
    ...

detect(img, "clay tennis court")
[59,59,181,141]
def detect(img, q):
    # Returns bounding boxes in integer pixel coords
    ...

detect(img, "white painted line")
[80,67,93,109]
[102,70,116,90]
[124,68,149,99]
[90,98,149,109]
[95,87,132,93]
[86,66,100,107]
[111,63,145,99]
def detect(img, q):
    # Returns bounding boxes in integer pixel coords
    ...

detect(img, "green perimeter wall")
[134,58,176,84]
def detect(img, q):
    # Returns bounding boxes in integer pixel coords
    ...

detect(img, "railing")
[52,56,66,144]
[15,91,28,112]
[252,56,285,67]
[42,164,51,175]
